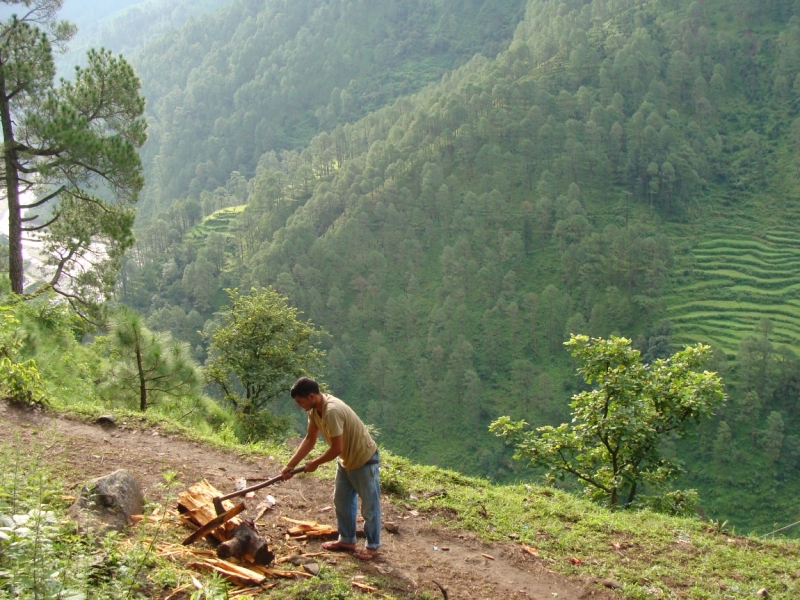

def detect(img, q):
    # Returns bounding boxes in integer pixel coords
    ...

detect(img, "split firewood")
[177,480,245,543]
[248,564,314,579]
[281,516,337,539]
[182,503,245,546]
[188,558,267,587]
[178,480,278,566]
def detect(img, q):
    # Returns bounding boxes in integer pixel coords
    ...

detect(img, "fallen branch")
[352,581,378,592]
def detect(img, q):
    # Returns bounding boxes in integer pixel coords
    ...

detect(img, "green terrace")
[185,205,246,241]
[667,234,800,358]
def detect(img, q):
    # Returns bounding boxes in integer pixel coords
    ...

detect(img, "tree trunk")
[0,68,24,294]
[134,330,147,411]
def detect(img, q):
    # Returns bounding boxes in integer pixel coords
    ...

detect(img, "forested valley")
[5,0,800,537]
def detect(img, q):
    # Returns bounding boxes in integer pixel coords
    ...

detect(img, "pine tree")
[0,1,146,305]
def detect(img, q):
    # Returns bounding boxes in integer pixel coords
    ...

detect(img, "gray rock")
[601,579,623,589]
[95,415,117,426]
[302,562,320,576]
[68,469,143,534]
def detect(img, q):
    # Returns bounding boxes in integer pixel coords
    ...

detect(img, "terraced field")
[186,204,246,241]
[667,229,800,358]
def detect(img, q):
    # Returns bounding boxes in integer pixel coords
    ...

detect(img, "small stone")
[302,562,320,576]
[96,415,116,426]
[508,533,520,540]
[756,589,769,598]
[601,579,623,589]
[384,522,400,534]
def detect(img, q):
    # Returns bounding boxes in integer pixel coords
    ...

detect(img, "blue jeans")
[334,450,381,550]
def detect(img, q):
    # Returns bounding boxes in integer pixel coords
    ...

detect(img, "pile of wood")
[281,516,338,540]
[174,479,319,589]
[177,479,245,544]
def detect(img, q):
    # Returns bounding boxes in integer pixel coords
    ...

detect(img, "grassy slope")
[2,404,798,600]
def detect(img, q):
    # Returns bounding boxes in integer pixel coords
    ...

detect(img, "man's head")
[291,377,322,410]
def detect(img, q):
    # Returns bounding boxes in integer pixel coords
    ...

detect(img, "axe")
[212,465,306,515]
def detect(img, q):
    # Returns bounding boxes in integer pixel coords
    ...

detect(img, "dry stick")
[432,580,449,599]
[760,519,800,538]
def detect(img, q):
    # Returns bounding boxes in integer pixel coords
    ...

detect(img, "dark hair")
[290,377,320,398]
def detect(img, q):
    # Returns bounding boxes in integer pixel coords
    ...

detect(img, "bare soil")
[0,404,613,600]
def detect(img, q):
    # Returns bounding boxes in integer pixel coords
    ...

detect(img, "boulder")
[68,469,143,533]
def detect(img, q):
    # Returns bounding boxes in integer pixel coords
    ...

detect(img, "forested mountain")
[56,0,231,74]
[118,0,800,533]
[133,0,528,217]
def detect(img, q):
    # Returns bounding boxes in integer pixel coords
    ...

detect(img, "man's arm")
[304,434,343,472]
[281,421,319,479]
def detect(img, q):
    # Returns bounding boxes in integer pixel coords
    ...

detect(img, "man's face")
[293,394,316,411]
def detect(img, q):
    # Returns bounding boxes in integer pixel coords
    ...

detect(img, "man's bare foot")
[322,540,356,552]
[354,548,380,561]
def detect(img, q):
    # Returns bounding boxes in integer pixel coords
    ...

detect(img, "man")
[281,377,381,560]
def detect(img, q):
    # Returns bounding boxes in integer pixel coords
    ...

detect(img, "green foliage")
[133,0,527,216]
[113,0,800,531]
[99,310,201,412]
[0,0,146,302]
[0,304,47,406]
[491,335,725,510]
[206,287,326,421]
[0,436,155,599]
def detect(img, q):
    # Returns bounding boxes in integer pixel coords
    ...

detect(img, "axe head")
[213,496,225,516]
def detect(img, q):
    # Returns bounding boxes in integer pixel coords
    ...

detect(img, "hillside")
[132,0,528,218]
[115,0,800,535]
[2,404,799,599]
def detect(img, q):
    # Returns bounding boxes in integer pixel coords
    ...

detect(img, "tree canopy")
[491,335,725,511]
[0,0,146,310]
[205,287,326,416]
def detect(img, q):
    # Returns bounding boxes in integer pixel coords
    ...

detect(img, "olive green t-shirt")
[308,394,377,470]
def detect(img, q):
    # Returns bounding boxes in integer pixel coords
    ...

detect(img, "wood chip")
[164,583,191,600]
[352,581,378,592]
[481,553,495,560]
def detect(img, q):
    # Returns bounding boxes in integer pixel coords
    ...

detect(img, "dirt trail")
[0,405,610,600]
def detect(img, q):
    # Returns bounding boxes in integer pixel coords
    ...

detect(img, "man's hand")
[304,460,319,473]
[280,465,297,480]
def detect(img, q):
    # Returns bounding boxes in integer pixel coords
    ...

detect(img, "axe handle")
[217,465,306,502]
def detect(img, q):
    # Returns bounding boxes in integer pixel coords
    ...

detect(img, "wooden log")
[178,480,244,543]
[182,502,245,546]
[217,523,275,565]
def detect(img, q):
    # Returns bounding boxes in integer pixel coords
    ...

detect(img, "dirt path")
[0,405,610,600]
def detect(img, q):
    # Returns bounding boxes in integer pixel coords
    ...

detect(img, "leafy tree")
[0,302,47,405]
[206,287,325,415]
[0,0,146,305]
[491,335,725,510]
[763,411,785,466]
[713,421,733,464]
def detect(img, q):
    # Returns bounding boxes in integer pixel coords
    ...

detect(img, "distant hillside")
[131,0,528,218]
[56,0,230,75]
[121,0,800,534]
